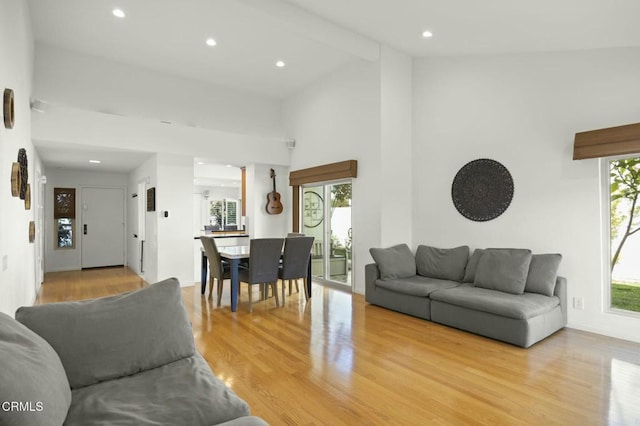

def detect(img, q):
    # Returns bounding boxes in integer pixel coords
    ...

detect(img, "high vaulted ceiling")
[27,0,640,99]
[26,0,640,176]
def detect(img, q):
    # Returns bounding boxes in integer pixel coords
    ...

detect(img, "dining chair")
[199,236,230,305]
[238,238,284,312]
[286,232,305,237]
[278,236,315,302]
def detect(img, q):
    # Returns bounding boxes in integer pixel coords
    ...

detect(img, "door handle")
[84,224,88,235]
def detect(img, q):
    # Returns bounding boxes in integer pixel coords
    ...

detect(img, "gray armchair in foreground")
[0,278,267,426]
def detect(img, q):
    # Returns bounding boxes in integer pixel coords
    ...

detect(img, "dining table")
[201,245,312,312]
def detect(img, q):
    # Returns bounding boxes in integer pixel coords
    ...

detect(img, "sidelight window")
[54,187,76,249]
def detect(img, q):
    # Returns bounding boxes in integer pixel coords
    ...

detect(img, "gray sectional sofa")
[365,244,567,348]
[0,278,267,426]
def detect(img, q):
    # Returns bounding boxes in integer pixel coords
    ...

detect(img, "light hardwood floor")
[38,267,640,425]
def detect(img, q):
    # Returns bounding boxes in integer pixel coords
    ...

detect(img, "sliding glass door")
[302,182,352,288]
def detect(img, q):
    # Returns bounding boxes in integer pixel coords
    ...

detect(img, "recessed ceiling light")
[422,30,433,38]
[276,60,285,68]
[225,164,233,168]
[89,160,101,164]
[112,8,125,18]
[205,38,216,47]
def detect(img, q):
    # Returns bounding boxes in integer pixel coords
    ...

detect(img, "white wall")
[155,153,194,286]
[31,106,291,168]
[245,163,289,239]
[0,0,41,315]
[127,155,158,284]
[34,43,284,137]
[32,43,292,177]
[43,169,128,272]
[380,46,413,247]
[413,47,640,343]
[283,58,382,293]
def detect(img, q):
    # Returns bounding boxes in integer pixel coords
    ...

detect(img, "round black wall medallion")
[451,158,514,222]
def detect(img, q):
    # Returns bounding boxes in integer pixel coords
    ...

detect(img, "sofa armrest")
[554,276,567,326]
[365,263,380,302]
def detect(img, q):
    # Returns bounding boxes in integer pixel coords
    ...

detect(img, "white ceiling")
[34,141,153,173]
[27,0,640,97]
[193,162,242,189]
[287,0,640,58]
[26,0,640,177]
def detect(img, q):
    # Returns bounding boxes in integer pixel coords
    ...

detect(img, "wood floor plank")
[36,267,640,425]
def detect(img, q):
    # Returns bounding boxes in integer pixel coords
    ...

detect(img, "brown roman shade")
[54,188,76,219]
[289,160,357,233]
[289,160,357,186]
[573,122,640,160]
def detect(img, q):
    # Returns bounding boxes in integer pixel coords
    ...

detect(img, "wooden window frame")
[289,160,357,232]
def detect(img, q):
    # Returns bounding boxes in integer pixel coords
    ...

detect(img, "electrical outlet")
[573,297,584,310]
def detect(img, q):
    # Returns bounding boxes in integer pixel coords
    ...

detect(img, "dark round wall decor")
[18,148,28,200]
[451,158,514,222]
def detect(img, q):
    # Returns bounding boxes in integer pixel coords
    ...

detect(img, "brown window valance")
[54,187,76,219]
[289,160,357,232]
[289,160,357,186]
[573,122,640,160]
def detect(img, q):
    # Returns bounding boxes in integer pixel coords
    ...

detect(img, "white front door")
[81,187,125,268]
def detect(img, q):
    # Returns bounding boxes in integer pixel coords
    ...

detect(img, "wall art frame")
[451,158,514,222]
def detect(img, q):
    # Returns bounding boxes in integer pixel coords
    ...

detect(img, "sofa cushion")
[462,249,484,283]
[429,284,560,320]
[474,249,532,295]
[370,244,416,280]
[64,353,251,426]
[415,245,469,281]
[525,254,562,297]
[16,277,195,389]
[0,312,71,426]
[375,276,460,297]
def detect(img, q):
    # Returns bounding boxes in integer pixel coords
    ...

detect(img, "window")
[608,157,640,314]
[209,199,238,230]
[54,187,76,249]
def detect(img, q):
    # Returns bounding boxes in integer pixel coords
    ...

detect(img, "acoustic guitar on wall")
[266,168,283,215]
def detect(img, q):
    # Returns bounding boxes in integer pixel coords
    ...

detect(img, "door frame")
[290,160,357,289]
[80,185,126,269]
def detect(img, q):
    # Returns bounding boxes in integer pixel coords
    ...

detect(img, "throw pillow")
[462,249,484,283]
[525,253,562,296]
[474,248,533,295]
[370,244,416,280]
[415,245,469,281]
[0,312,72,426]
[16,277,196,389]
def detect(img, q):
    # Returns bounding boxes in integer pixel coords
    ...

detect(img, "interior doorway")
[302,182,352,288]
[81,187,125,269]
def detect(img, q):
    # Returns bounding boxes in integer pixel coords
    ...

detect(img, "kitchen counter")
[194,232,249,239]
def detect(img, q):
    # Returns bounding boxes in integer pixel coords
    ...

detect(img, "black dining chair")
[199,236,230,305]
[278,236,314,302]
[238,238,284,312]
